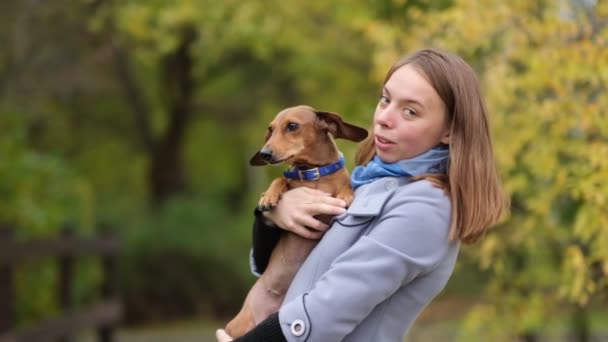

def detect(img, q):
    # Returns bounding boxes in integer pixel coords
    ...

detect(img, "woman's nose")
[375,106,393,128]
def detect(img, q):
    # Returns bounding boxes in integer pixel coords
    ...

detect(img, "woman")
[217,48,507,341]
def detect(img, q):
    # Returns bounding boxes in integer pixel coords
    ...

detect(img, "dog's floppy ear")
[315,111,368,142]
[249,128,272,166]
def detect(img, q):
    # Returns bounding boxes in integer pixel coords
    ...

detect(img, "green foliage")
[0,0,379,327]
[2,0,607,338]
[0,112,93,234]
[119,195,253,323]
[367,0,608,338]
[0,108,100,326]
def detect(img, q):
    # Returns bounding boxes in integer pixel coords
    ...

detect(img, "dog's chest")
[286,170,348,194]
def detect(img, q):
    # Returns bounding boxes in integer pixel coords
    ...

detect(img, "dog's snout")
[259,148,272,161]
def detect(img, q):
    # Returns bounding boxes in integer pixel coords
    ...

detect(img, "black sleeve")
[251,209,282,274]
[231,313,287,342]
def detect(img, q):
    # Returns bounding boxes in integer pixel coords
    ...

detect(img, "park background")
[1,0,607,341]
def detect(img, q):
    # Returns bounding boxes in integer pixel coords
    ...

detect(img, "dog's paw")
[336,191,354,208]
[258,192,280,211]
[257,203,275,212]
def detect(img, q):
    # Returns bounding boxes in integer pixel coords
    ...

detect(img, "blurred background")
[1,0,607,341]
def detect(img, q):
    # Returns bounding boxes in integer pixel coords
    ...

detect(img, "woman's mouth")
[374,135,394,150]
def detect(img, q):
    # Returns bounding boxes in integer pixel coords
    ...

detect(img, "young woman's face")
[373,64,450,163]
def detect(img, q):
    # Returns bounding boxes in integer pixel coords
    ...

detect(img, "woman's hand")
[216,329,233,342]
[263,187,347,239]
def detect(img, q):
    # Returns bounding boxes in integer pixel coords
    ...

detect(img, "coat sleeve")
[250,209,282,276]
[278,183,453,341]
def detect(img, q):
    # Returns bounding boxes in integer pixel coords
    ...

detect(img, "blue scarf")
[350,145,449,189]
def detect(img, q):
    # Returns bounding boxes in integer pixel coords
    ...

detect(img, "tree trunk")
[113,27,196,206]
[571,304,591,342]
[148,27,196,205]
[519,332,539,342]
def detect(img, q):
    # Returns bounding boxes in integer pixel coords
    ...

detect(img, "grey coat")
[251,177,460,342]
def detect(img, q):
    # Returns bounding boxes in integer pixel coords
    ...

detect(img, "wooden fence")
[0,224,122,342]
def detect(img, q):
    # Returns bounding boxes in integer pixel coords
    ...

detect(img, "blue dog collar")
[283,154,345,181]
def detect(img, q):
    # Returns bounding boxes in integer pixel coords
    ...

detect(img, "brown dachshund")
[225,105,368,338]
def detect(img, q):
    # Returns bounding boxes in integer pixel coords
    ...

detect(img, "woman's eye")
[379,95,390,105]
[403,108,417,116]
[286,122,299,131]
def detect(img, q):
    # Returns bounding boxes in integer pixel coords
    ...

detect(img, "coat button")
[290,319,306,336]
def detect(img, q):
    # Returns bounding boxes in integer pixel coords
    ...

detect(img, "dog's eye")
[286,122,299,131]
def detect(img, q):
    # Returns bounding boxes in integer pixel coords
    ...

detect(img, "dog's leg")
[258,178,289,211]
[335,186,355,207]
[225,233,318,338]
[225,279,279,338]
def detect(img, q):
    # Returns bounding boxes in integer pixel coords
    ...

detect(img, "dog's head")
[250,105,368,166]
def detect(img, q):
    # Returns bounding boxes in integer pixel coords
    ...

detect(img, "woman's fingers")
[296,190,347,214]
[306,202,347,217]
[263,187,348,238]
[300,187,331,196]
[291,217,328,239]
[289,225,325,240]
[298,214,330,232]
[301,189,348,207]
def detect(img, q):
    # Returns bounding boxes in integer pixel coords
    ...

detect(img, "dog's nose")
[259,147,272,161]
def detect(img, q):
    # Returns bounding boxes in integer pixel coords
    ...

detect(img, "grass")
[76,295,608,342]
[77,319,222,342]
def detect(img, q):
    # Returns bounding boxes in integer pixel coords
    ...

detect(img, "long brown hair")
[355,48,508,244]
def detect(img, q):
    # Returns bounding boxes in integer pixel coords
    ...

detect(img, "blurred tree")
[364,0,608,340]
[0,0,386,323]
[4,0,379,209]
[12,0,607,334]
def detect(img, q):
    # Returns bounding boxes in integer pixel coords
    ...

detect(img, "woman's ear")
[440,130,450,145]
